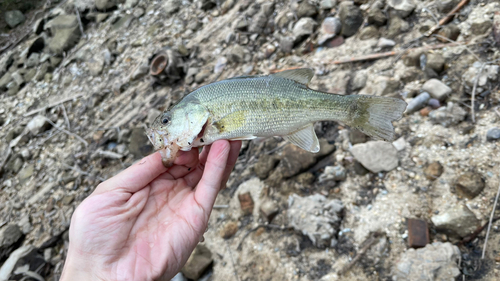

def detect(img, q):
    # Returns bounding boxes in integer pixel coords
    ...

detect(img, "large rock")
[387,0,416,18]
[431,204,480,238]
[393,242,461,280]
[5,10,26,28]
[288,194,343,248]
[350,141,399,173]
[422,79,452,101]
[46,15,82,55]
[338,2,363,37]
[181,244,213,280]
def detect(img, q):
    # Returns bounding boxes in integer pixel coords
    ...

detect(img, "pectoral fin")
[283,124,320,153]
[272,68,314,85]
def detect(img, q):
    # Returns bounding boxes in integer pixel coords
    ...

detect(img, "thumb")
[194,140,230,211]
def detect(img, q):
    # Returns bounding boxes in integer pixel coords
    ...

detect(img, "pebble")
[350,141,399,173]
[181,244,213,280]
[318,17,342,45]
[367,7,387,26]
[296,0,317,18]
[423,162,444,180]
[359,26,379,40]
[428,102,466,127]
[292,17,317,41]
[238,192,254,216]
[422,79,451,101]
[387,16,410,38]
[163,0,182,14]
[27,115,51,135]
[318,165,347,182]
[425,53,445,73]
[486,127,500,141]
[455,172,485,199]
[428,98,441,109]
[392,137,406,151]
[338,2,363,37]
[220,221,238,239]
[377,37,396,48]
[254,154,279,179]
[195,69,211,83]
[387,0,416,18]
[5,10,26,28]
[351,70,367,91]
[260,199,279,222]
[431,204,480,238]
[18,164,34,183]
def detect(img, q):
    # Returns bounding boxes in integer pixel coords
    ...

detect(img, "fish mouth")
[146,128,168,151]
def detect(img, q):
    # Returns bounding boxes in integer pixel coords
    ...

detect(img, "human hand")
[60,140,242,281]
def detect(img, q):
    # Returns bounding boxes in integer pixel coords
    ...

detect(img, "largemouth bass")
[147,68,407,167]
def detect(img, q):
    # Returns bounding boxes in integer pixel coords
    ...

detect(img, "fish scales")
[148,68,407,167]
[192,76,350,138]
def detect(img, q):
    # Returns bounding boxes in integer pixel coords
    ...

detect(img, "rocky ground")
[1,0,500,280]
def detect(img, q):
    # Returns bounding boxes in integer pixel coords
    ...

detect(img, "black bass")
[147,68,407,167]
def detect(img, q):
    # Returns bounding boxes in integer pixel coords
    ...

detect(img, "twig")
[60,104,70,130]
[471,63,486,123]
[332,41,471,64]
[425,0,470,37]
[338,232,382,275]
[24,93,84,117]
[74,5,86,39]
[44,117,88,146]
[225,241,241,281]
[482,183,500,259]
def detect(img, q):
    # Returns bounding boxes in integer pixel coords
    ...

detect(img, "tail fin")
[346,95,407,141]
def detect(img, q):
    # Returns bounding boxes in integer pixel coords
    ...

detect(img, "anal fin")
[283,124,320,153]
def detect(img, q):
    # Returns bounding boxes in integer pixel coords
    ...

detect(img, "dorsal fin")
[272,68,314,85]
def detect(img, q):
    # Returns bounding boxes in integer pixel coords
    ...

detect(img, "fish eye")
[161,118,169,124]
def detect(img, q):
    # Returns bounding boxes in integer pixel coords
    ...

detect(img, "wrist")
[61,247,101,281]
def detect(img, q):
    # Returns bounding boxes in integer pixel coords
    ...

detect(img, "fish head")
[147,102,209,167]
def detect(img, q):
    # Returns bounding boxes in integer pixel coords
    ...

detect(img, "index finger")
[94,149,196,194]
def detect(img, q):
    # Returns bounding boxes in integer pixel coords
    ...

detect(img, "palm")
[64,141,241,281]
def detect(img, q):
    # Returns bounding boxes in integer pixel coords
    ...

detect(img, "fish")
[147,68,407,167]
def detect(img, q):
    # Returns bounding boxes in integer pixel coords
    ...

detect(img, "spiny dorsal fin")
[283,124,320,153]
[272,68,314,85]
